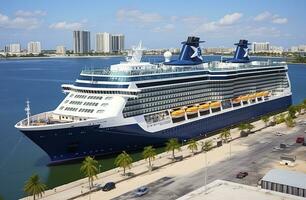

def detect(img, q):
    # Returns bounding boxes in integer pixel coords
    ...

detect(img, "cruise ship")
[15,37,292,163]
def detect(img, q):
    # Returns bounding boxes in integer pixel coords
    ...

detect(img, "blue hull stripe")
[22,95,292,162]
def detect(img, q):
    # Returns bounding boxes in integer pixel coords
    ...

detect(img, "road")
[113,123,306,200]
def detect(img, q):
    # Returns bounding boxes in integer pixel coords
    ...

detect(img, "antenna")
[25,99,31,126]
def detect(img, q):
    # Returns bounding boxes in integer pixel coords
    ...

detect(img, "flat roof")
[176,180,305,200]
[262,169,306,189]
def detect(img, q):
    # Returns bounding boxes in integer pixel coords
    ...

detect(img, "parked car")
[296,136,305,144]
[102,182,116,191]
[275,132,283,136]
[134,186,149,197]
[236,172,248,179]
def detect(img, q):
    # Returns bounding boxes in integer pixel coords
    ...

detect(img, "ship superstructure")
[15,37,292,163]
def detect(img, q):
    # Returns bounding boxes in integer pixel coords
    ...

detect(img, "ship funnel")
[165,36,205,65]
[228,39,251,63]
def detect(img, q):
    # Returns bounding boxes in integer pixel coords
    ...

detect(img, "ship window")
[105,97,113,100]
[97,110,104,113]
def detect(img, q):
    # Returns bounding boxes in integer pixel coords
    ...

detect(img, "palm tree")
[288,105,297,118]
[261,115,270,127]
[220,129,231,143]
[245,123,255,133]
[165,138,181,160]
[80,156,98,189]
[142,146,156,171]
[238,123,247,132]
[187,139,198,155]
[24,174,47,200]
[285,115,295,127]
[115,151,133,176]
[201,140,213,152]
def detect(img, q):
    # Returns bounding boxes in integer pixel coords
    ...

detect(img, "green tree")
[288,105,297,118]
[245,123,255,132]
[115,151,133,176]
[261,115,270,127]
[80,156,98,189]
[285,115,295,127]
[238,123,247,133]
[24,174,47,200]
[142,146,156,171]
[187,139,198,155]
[220,129,231,143]
[165,138,181,160]
[201,140,213,152]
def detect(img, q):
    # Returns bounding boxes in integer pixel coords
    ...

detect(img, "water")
[0,56,305,200]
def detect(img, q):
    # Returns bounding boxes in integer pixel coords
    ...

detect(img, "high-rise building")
[73,30,91,54]
[56,45,66,55]
[4,45,10,53]
[252,42,270,53]
[96,32,112,53]
[112,34,125,53]
[9,43,21,53]
[27,41,41,54]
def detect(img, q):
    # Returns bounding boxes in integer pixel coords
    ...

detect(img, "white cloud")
[218,12,242,25]
[152,24,175,32]
[49,21,85,30]
[15,10,47,17]
[116,9,162,24]
[272,17,288,24]
[182,16,203,24]
[254,11,288,24]
[195,12,242,33]
[245,26,281,37]
[0,12,40,29]
[254,11,271,21]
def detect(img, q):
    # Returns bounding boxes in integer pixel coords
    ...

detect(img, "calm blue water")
[0,56,305,200]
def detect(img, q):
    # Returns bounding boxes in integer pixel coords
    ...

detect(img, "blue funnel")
[165,36,205,65]
[227,39,251,63]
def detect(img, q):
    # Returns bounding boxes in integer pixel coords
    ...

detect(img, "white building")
[177,180,304,200]
[252,42,270,53]
[112,34,125,53]
[96,32,112,53]
[27,41,41,54]
[9,43,21,54]
[270,46,284,54]
[73,30,91,54]
[261,169,306,198]
[56,45,66,55]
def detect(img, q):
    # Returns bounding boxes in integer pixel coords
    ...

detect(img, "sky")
[1,0,306,50]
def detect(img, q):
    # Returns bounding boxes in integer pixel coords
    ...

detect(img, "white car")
[275,132,283,136]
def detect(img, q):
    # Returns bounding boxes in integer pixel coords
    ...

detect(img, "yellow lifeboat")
[256,92,264,97]
[233,97,242,103]
[263,91,269,96]
[186,106,198,114]
[248,93,257,99]
[240,95,249,101]
[199,103,210,110]
[210,101,221,108]
[171,109,185,118]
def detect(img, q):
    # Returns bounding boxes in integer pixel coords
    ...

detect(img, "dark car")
[236,172,248,179]
[134,186,149,197]
[102,182,116,191]
[296,137,305,143]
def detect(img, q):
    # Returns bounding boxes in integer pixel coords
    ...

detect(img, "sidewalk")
[21,118,283,200]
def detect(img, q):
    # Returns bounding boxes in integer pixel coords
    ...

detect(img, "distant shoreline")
[0,55,124,60]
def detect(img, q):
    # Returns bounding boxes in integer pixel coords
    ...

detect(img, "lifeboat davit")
[171,109,185,118]
[186,106,198,114]
[210,101,221,108]
[199,103,210,111]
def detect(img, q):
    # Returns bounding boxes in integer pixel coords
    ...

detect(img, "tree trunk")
[88,177,91,189]
[33,194,36,200]
[123,167,126,176]
[172,149,175,159]
[149,158,152,171]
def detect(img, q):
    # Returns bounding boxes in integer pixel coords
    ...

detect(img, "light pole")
[204,153,210,194]
[98,164,101,173]
[229,141,232,159]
